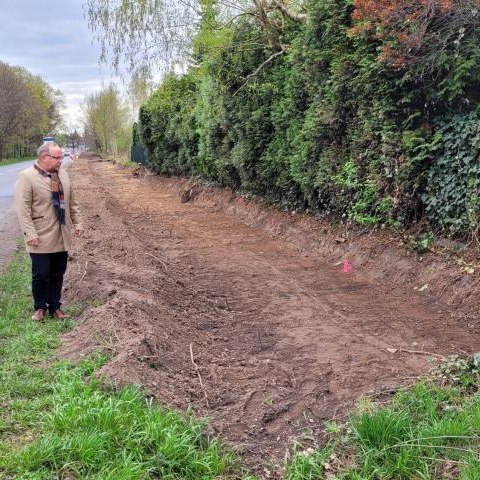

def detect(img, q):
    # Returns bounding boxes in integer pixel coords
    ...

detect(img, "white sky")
[0,0,122,130]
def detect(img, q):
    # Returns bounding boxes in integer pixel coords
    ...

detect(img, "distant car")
[63,150,71,157]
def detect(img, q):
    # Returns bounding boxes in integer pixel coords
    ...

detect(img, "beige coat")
[14,165,83,253]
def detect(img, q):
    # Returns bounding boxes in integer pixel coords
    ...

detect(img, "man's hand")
[74,229,84,237]
[27,238,39,247]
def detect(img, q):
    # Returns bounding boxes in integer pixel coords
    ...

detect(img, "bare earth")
[0,199,20,271]
[60,156,480,476]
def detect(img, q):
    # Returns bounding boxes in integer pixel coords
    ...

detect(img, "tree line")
[0,62,64,161]
[0,63,137,160]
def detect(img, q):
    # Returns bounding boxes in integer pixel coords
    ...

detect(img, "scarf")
[34,163,66,225]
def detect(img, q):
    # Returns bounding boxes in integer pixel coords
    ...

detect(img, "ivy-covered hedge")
[424,114,480,234]
[137,0,480,235]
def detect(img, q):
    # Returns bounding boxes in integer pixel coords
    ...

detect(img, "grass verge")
[285,357,480,479]
[0,252,255,479]
[0,158,32,167]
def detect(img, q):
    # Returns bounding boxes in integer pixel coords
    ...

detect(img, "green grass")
[118,158,140,167]
[0,252,253,479]
[285,363,480,479]
[0,157,33,167]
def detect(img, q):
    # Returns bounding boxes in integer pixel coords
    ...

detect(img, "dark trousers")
[30,252,68,314]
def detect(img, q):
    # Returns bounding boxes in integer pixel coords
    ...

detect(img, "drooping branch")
[84,0,307,80]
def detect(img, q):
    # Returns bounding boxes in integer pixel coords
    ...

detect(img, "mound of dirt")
[60,156,480,476]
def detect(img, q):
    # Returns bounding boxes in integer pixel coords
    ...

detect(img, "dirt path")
[61,157,480,475]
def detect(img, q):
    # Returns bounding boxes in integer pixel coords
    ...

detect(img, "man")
[15,142,83,321]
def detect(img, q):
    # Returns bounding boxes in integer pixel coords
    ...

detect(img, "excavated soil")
[60,155,480,477]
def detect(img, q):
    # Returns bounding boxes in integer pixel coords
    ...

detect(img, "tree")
[18,67,65,134]
[83,85,130,154]
[85,0,200,75]
[0,62,63,161]
[63,126,83,152]
[84,0,307,78]
[0,63,34,159]
[127,66,155,119]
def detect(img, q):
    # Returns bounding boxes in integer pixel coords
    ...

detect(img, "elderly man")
[15,142,83,321]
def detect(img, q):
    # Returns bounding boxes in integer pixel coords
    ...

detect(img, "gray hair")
[37,142,60,157]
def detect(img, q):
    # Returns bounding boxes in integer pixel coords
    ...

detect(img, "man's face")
[40,146,63,172]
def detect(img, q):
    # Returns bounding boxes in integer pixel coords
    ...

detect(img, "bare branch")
[269,0,306,22]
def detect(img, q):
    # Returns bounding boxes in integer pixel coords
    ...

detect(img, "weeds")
[286,370,480,479]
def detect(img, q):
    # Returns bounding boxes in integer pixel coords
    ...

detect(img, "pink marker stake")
[343,259,351,273]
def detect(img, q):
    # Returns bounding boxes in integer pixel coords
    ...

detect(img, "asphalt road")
[0,157,72,270]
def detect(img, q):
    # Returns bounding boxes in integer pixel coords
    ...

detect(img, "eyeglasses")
[44,154,63,161]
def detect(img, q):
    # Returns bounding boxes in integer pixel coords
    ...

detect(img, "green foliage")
[134,0,480,235]
[423,113,480,235]
[0,61,63,160]
[431,355,480,389]
[140,74,200,176]
[405,232,434,254]
[84,85,130,154]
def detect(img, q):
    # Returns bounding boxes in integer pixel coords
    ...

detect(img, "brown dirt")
[0,201,20,271]
[60,155,480,477]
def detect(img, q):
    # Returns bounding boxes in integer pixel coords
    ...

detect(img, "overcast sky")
[0,0,119,130]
